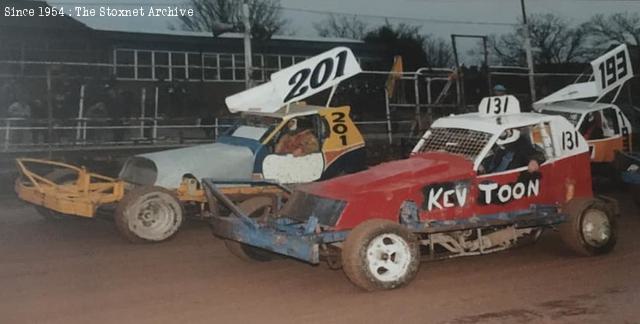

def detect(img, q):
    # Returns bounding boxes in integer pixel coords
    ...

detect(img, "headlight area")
[280,190,347,227]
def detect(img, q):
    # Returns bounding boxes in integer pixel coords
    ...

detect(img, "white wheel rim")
[365,233,412,282]
[128,192,181,241]
[582,209,610,247]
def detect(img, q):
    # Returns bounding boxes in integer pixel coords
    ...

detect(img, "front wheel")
[222,196,275,262]
[559,198,617,256]
[341,219,420,291]
[115,186,184,243]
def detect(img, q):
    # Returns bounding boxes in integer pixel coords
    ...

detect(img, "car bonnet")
[119,142,255,188]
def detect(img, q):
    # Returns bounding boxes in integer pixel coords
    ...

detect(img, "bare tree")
[364,23,428,71]
[363,22,453,70]
[175,0,287,40]
[586,13,640,47]
[489,13,589,65]
[424,36,453,67]
[314,14,369,39]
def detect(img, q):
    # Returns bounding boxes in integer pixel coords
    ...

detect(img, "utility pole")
[241,2,253,89]
[521,0,536,101]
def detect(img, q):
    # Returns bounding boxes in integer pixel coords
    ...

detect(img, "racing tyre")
[223,196,275,262]
[341,219,420,291]
[559,198,617,256]
[115,186,184,243]
[34,169,78,220]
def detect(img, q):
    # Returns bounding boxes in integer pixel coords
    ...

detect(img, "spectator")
[7,99,31,144]
[30,98,47,144]
[493,84,507,96]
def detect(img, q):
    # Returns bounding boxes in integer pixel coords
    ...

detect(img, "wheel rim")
[581,209,611,247]
[365,233,412,282]
[128,192,181,241]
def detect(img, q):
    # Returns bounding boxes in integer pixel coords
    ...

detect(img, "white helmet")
[497,129,520,146]
[287,118,298,131]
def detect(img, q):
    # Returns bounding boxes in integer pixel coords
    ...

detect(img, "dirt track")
[1,193,639,324]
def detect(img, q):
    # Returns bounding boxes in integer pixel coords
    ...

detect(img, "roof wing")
[534,44,633,108]
[225,47,362,114]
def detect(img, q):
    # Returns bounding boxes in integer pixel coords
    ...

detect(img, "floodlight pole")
[242,2,253,89]
[521,0,536,101]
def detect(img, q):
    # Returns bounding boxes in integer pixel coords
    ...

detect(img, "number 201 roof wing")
[225,47,362,114]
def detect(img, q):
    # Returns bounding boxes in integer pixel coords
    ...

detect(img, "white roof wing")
[539,100,612,114]
[534,82,599,106]
[226,47,361,114]
[534,44,633,109]
[432,112,558,135]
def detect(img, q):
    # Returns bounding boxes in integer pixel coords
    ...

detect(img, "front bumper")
[203,178,347,264]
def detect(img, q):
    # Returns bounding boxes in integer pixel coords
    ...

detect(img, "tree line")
[176,0,640,68]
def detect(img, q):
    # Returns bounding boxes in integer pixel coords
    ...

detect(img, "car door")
[587,107,626,162]
[262,115,325,184]
[317,106,365,176]
[472,123,554,217]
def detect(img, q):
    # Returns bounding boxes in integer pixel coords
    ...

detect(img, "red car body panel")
[298,151,593,231]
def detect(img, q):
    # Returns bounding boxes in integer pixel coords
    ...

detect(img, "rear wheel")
[34,169,78,220]
[115,186,184,243]
[223,196,275,262]
[341,219,420,291]
[559,198,617,256]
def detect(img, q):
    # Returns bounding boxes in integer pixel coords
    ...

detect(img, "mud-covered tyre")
[115,186,184,243]
[559,198,617,256]
[34,169,78,220]
[223,196,275,262]
[341,219,420,291]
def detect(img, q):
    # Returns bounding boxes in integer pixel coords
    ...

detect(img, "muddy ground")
[0,193,638,324]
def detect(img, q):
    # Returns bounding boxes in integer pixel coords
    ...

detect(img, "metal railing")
[0,116,416,153]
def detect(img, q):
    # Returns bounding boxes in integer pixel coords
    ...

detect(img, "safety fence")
[0,116,417,153]
[1,61,637,153]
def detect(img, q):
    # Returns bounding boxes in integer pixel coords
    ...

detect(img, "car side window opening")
[579,111,604,140]
[229,114,279,142]
[601,107,620,137]
[480,125,547,175]
[274,116,321,157]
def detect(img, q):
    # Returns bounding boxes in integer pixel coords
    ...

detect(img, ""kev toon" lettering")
[423,178,540,211]
[478,179,540,205]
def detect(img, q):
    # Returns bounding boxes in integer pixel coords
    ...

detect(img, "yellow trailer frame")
[15,158,286,218]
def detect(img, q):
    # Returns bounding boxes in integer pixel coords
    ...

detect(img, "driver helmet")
[287,118,298,132]
[497,128,520,147]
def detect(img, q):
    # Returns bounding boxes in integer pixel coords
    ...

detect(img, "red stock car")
[206,95,618,291]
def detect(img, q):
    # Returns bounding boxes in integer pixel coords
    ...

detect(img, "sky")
[45,0,640,62]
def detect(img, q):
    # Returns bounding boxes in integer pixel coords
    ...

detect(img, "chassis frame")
[15,158,287,218]
[204,178,567,264]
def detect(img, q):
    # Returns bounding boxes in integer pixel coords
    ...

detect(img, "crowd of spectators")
[0,76,215,145]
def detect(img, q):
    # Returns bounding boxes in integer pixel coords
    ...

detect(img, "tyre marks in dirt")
[445,287,626,324]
